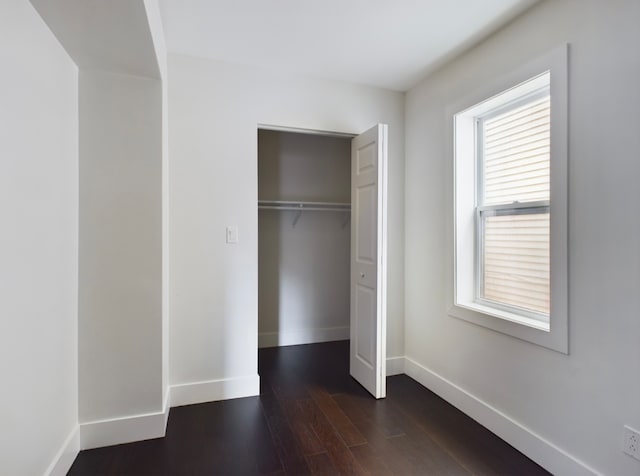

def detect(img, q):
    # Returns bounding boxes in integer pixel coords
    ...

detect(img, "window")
[477,80,550,321]
[451,45,568,353]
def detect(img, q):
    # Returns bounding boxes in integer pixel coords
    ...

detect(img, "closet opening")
[258,127,354,350]
[257,123,388,399]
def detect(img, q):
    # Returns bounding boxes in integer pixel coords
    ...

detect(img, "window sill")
[449,299,567,353]
[454,300,550,332]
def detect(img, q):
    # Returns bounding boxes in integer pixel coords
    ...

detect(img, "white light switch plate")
[226,226,238,244]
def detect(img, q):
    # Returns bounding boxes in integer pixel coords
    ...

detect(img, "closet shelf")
[258,200,351,227]
[258,200,351,212]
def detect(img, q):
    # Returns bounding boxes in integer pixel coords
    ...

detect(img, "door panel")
[350,124,387,399]
[356,185,376,265]
[355,284,375,367]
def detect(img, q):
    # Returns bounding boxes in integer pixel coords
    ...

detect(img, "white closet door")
[350,124,387,399]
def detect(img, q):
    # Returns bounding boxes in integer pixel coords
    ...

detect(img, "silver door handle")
[360,272,365,278]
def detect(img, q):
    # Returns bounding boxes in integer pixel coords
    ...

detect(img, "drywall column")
[78,70,163,448]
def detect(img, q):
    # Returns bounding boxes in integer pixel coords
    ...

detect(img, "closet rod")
[258,200,351,211]
[258,200,351,227]
[259,206,350,211]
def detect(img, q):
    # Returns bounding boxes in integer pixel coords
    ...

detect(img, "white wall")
[258,130,351,346]
[404,0,640,474]
[0,1,78,474]
[169,55,405,394]
[78,70,163,424]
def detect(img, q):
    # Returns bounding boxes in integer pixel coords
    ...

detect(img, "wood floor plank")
[305,452,339,475]
[307,384,368,447]
[348,443,395,476]
[333,392,405,439]
[66,444,124,475]
[347,391,474,475]
[167,397,281,475]
[388,430,471,476]
[335,392,467,476]
[271,386,326,456]
[259,393,311,475]
[296,398,367,475]
[331,394,422,475]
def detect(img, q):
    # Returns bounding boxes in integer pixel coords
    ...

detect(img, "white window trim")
[449,44,569,354]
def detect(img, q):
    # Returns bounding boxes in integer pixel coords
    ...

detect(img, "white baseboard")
[386,356,405,376]
[44,425,80,476]
[76,376,257,451]
[403,356,599,476]
[258,326,349,348]
[169,374,260,408]
[80,408,168,450]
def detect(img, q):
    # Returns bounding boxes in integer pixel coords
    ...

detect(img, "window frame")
[449,44,568,353]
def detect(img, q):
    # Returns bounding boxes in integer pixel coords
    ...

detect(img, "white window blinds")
[479,91,551,317]
[482,213,550,314]
[482,94,550,206]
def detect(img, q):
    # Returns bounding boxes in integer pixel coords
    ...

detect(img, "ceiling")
[158,0,538,91]
[31,0,160,78]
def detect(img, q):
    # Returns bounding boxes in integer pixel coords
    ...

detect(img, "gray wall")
[404,0,640,474]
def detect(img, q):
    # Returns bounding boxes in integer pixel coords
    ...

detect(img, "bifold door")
[350,124,388,399]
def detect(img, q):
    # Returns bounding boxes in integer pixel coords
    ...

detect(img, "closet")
[258,129,352,348]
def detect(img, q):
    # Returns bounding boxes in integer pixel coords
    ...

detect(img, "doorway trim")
[255,122,388,395]
[257,123,357,139]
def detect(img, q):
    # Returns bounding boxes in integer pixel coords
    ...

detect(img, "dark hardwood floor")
[68,341,549,475]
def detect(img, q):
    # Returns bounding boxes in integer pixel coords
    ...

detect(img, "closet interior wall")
[258,129,351,348]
